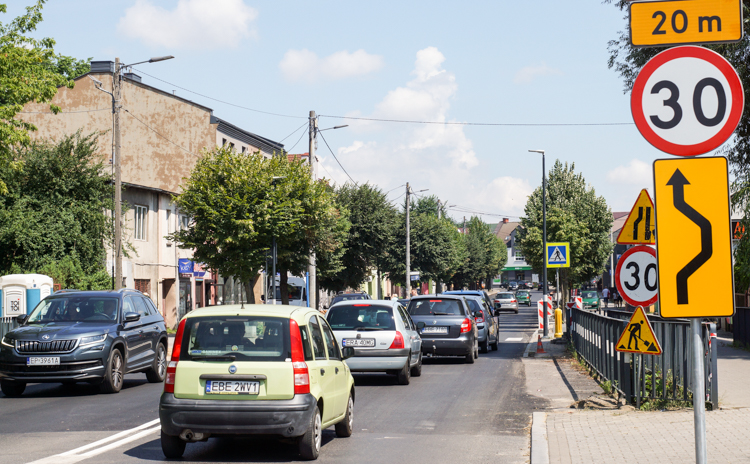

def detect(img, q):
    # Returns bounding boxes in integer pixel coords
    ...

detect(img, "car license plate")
[343,338,375,347]
[27,357,60,366]
[205,380,259,395]
[422,326,448,334]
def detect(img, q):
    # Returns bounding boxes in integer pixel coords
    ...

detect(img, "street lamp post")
[529,149,548,337]
[270,176,285,305]
[91,55,174,290]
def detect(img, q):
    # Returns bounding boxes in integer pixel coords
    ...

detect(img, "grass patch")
[728,340,750,352]
[166,328,177,335]
[637,369,694,411]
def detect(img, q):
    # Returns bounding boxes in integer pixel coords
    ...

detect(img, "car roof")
[410,294,464,301]
[47,289,143,298]
[443,290,484,295]
[184,304,319,322]
[329,299,396,309]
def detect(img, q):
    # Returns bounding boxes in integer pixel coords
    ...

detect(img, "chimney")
[503,218,509,223]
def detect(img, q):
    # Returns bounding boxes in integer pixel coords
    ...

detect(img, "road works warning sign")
[617,189,656,245]
[615,306,662,355]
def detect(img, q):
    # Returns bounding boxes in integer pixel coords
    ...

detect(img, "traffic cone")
[536,335,545,354]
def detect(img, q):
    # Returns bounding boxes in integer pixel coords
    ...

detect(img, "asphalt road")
[0,292,546,464]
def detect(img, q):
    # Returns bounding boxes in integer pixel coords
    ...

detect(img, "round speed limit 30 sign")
[631,46,744,157]
[615,245,658,307]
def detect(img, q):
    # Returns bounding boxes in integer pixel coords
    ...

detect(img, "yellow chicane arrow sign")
[617,189,655,245]
[653,157,735,318]
[630,0,743,48]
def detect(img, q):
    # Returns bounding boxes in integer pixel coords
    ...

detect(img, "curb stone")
[530,411,549,464]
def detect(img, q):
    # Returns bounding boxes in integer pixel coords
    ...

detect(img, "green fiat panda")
[159,305,355,460]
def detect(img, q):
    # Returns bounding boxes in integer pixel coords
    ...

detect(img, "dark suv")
[0,289,168,397]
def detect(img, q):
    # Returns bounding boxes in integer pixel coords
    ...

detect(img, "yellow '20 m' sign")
[630,0,743,48]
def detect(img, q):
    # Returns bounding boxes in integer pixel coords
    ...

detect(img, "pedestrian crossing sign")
[545,242,570,268]
[615,306,662,355]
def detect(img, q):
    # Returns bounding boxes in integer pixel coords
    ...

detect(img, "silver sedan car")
[493,292,519,314]
[326,299,423,385]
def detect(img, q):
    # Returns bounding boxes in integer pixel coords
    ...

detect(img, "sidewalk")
[525,328,750,464]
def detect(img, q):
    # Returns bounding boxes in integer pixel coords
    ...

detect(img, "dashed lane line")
[26,419,161,464]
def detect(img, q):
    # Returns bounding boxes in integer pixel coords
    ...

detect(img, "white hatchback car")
[325,300,422,385]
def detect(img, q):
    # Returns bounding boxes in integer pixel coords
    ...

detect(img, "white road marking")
[26,419,161,464]
[505,337,523,341]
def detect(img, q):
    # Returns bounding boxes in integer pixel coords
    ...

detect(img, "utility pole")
[405,182,411,298]
[113,58,123,291]
[308,110,317,309]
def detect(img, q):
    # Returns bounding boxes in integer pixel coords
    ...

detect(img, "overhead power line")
[319,114,634,126]
[317,129,356,185]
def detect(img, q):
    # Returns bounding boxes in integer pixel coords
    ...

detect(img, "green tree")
[0,1,90,193]
[606,0,750,291]
[0,132,114,289]
[517,161,612,299]
[171,148,349,305]
[449,216,506,290]
[318,183,397,294]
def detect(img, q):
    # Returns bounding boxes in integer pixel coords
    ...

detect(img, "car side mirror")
[417,321,425,330]
[16,314,28,324]
[341,346,355,360]
[124,312,140,323]
[323,304,328,310]
[260,295,265,302]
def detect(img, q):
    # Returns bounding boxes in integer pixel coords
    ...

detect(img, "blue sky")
[7,0,684,221]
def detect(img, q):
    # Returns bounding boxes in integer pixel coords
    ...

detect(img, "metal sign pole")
[690,318,707,464]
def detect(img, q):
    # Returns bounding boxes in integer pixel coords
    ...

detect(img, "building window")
[241,146,247,153]
[222,138,227,146]
[134,205,148,241]
[180,214,190,230]
[229,142,235,150]
[135,279,151,296]
[166,209,172,234]
[514,250,524,261]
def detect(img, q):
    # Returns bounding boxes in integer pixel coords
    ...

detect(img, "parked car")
[325,300,422,384]
[442,290,494,313]
[0,289,168,397]
[507,281,519,291]
[327,292,371,307]
[463,295,498,353]
[493,292,519,314]
[515,290,531,306]
[159,304,355,460]
[406,295,479,363]
[580,290,600,309]
[520,281,533,290]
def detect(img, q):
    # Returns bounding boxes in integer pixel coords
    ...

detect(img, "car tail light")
[460,318,472,333]
[511,299,517,303]
[290,319,310,395]
[353,304,370,307]
[164,318,186,393]
[389,331,405,349]
[475,314,484,323]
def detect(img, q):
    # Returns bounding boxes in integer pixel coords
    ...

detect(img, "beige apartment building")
[20,61,284,327]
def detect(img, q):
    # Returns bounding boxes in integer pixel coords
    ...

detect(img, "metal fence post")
[709,323,718,408]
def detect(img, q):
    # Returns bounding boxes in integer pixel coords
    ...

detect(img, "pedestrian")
[601,286,610,308]
[390,293,399,301]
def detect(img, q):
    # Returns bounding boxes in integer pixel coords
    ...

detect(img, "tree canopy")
[517,161,612,296]
[0,132,113,289]
[449,216,506,290]
[0,1,90,193]
[171,148,349,304]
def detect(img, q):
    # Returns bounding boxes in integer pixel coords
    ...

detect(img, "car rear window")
[180,316,290,362]
[517,291,529,296]
[583,292,597,298]
[327,304,395,331]
[408,299,464,316]
[498,293,515,299]
[331,294,368,305]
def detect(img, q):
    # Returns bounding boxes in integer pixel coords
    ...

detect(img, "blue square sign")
[546,242,570,268]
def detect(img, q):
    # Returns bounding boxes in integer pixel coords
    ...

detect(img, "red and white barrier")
[575,296,582,310]
[537,298,553,329]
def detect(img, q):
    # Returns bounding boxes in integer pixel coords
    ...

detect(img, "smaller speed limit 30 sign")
[631,46,744,156]
[615,245,658,307]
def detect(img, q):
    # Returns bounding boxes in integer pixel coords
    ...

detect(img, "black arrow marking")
[667,169,712,305]
[645,207,652,241]
[633,207,643,240]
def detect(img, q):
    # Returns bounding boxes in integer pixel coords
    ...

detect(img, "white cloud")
[514,63,563,84]
[279,49,384,82]
[316,47,531,220]
[606,159,651,185]
[117,0,257,50]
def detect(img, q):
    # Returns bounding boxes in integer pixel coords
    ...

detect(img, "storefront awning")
[502,266,532,271]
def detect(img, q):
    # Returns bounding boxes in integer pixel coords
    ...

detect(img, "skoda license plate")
[343,338,375,347]
[27,357,60,366]
[205,380,259,395]
[422,326,448,334]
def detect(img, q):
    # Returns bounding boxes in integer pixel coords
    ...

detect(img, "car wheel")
[334,392,354,438]
[465,350,475,364]
[480,339,489,354]
[146,342,167,383]
[161,431,186,459]
[298,405,322,460]
[474,341,479,359]
[410,352,423,377]
[397,356,411,385]
[100,348,124,394]
[0,380,26,397]
[491,339,499,351]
